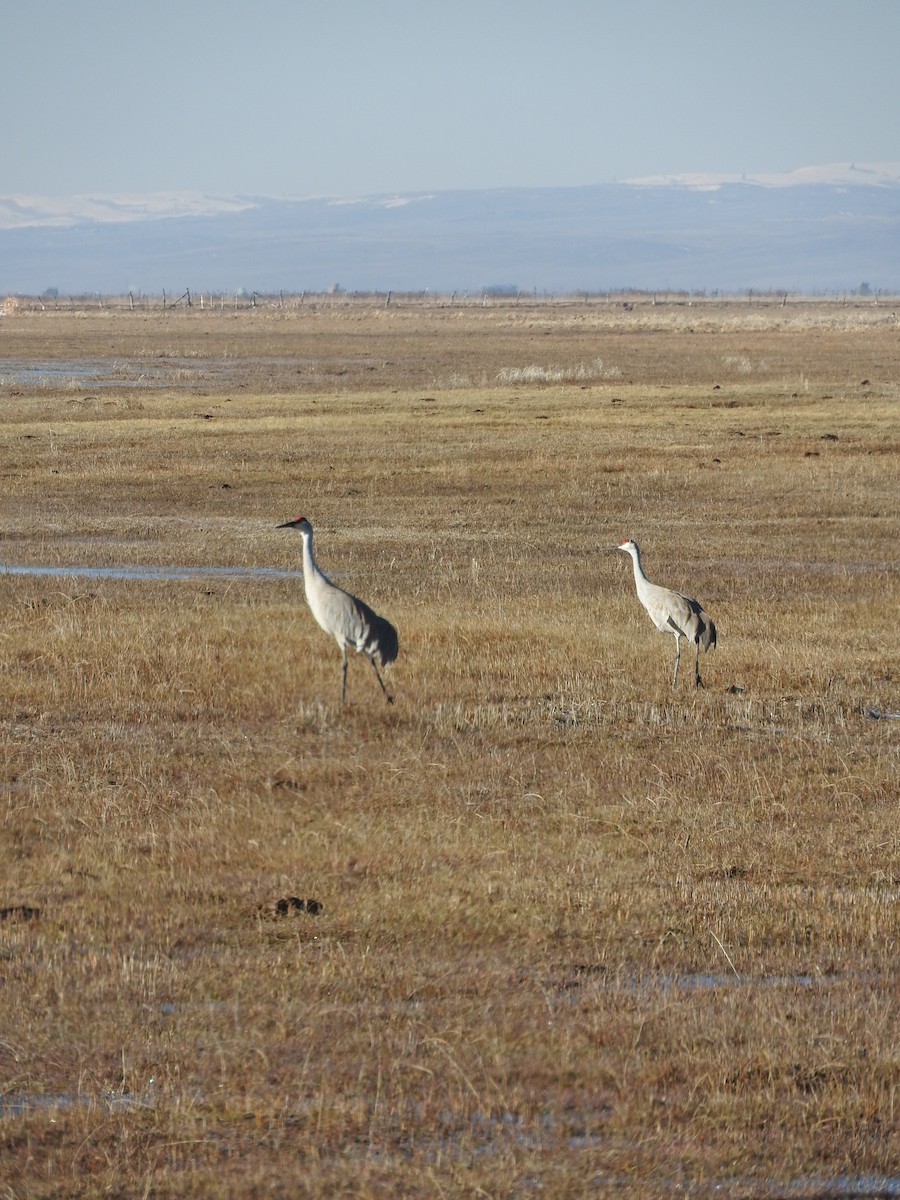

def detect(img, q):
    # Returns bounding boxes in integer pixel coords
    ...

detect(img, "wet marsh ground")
[0,296,898,1197]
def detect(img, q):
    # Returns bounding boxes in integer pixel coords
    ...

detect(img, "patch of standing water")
[0,1093,896,1198]
[0,359,216,389]
[0,1087,157,1117]
[1,563,304,582]
[669,971,812,989]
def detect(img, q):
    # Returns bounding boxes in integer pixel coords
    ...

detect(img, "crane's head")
[617,538,638,555]
[276,515,312,536]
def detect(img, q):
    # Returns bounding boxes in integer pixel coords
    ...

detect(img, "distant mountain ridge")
[2,163,899,295]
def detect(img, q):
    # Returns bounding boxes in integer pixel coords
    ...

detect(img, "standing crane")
[277,516,398,704]
[616,538,717,688]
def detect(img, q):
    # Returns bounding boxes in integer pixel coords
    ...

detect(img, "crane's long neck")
[300,531,328,595]
[629,544,650,589]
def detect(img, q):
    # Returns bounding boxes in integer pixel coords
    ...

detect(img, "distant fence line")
[2,289,898,316]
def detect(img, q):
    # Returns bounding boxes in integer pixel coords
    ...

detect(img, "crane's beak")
[276,519,300,529]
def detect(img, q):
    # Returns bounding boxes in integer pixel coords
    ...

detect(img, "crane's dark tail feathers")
[697,612,716,652]
[360,605,400,667]
[358,606,398,704]
[684,596,716,652]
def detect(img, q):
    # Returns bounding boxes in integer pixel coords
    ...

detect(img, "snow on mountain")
[4,165,898,233]
[0,191,258,231]
[623,162,900,190]
[0,190,446,231]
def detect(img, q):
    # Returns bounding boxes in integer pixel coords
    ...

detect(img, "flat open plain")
[0,295,897,1197]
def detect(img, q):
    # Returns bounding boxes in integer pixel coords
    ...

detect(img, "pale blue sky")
[5,0,898,197]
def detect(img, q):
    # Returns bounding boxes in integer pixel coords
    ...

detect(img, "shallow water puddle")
[666,971,816,990]
[1,562,303,583]
[0,358,215,389]
[2,1093,897,1198]
[0,1089,157,1117]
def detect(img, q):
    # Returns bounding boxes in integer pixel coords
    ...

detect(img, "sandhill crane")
[616,538,717,688]
[277,516,398,704]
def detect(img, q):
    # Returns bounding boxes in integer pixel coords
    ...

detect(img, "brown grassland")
[0,295,897,1197]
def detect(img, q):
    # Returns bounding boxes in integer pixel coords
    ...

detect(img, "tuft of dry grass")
[0,299,897,1197]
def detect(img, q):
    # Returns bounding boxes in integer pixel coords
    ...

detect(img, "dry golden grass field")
[0,295,898,1197]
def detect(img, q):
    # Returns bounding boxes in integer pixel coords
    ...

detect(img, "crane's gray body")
[617,539,716,688]
[278,517,398,703]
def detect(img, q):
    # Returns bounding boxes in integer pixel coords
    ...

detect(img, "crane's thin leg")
[368,656,394,704]
[340,646,348,705]
[694,642,702,688]
[672,636,681,690]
